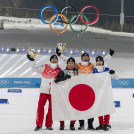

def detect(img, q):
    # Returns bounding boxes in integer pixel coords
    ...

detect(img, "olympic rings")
[40,5,99,33]
[49,14,68,34]
[80,5,99,25]
[40,5,58,24]
[69,14,88,33]
[60,5,79,24]
[0,80,9,85]
[119,80,130,87]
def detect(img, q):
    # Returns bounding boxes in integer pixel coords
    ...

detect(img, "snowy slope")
[0,16,134,134]
[1,16,134,38]
[0,54,134,134]
[0,54,134,78]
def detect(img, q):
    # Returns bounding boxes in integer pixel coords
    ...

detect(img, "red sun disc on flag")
[69,84,95,111]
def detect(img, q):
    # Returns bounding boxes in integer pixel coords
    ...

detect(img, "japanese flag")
[51,72,115,121]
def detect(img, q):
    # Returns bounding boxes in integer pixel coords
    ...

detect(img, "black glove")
[64,75,71,79]
[27,54,35,61]
[54,71,65,83]
[109,70,115,74]
[54,71,71,83]
[54,78,60,83]
[56,48,61,57]
[58,71,65,78]
[109,49,115,56]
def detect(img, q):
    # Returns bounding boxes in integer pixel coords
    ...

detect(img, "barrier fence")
[0,78,133,88]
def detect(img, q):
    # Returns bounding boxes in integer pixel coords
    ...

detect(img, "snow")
[0,15,134,134]
[0,88,134,134]
[0,54,134,78]
[1,16,134,38]
[0,55,134,134]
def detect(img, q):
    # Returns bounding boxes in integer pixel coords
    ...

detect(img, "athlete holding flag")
[94,56,119,131]
[54,57,77,131]
[27,48,61,131]
[56,43,115,130]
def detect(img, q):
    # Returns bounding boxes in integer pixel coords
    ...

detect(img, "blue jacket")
[93,67,109,74]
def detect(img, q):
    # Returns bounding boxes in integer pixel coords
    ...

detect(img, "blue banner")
[0,99,9,104]
[0,78,134,88]
[114,101,121,107]
[8,89,22,93]
[112,79,134,88]
[0,78,41,88]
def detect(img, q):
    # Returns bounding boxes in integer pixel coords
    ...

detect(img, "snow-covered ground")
[1,16,134,38]
[0,88,134,134]
[0,54,134,134]
[0,16,134,134]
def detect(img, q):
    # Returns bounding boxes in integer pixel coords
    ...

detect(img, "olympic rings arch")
[40,5,100,33]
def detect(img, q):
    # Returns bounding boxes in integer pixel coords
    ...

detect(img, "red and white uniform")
[31,61,61,127]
